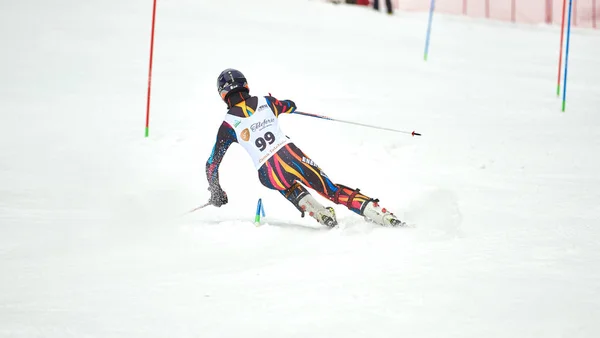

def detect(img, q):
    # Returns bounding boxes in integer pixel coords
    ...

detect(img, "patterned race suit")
[206,91,374,216]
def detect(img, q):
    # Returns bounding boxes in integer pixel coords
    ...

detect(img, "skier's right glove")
[208,186,228,207]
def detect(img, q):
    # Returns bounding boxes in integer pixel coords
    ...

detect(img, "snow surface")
[1,0,600,337]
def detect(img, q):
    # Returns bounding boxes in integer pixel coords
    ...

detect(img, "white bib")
[224,97,290,169]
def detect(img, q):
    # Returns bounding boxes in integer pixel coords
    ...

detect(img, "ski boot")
[298,194,338,227]
[284,183,338,227]
[362,200,405,227]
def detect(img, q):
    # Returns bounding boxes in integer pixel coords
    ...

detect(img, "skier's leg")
[280,182,337,227]
[385,0,393,14]
[275,143,404,226]
[258,151,337,227]
[329,184,404,226]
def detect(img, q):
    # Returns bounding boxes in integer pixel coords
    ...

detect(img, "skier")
[373,0,393,14]
[206,68,404,227]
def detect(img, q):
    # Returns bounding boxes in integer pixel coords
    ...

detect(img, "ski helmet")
[217,68,249,101]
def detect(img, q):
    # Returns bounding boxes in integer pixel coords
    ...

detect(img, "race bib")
[224,97,290,169]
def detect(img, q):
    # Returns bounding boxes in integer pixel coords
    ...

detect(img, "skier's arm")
[206,122,237,193]
[266,96,297,117]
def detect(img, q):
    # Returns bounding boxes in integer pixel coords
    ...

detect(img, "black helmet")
[217,68,249,101]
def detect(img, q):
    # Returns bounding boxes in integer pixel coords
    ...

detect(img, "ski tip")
[412,131,422,136]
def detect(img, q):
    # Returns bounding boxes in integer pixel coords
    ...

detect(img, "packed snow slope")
[1,0,600,337]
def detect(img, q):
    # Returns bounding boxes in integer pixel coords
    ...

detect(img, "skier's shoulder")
[214,118,238,143]
[264,95,296,116]
[264,94,294,106]
[264,94,281,105]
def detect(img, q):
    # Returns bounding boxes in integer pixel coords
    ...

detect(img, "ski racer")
[205,68,404,227]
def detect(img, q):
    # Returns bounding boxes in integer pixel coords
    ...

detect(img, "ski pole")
[293,111,421,136]
[188,202,211,214]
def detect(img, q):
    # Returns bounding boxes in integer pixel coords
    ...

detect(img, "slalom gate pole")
[145,0,158,137]
[562,0,574,112]
[424,0,436,61]
[557,0,568,96]
[254,198,265,226]
[294,111,421,136]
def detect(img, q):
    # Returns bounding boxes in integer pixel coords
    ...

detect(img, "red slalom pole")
[145,0,158,138]
[557,0,567,96]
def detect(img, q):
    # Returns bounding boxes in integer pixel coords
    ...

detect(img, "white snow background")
[1,0,600,337]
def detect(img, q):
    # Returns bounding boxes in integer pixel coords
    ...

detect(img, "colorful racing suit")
[206,92,373,216]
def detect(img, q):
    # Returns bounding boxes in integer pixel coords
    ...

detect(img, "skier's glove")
[208,186,228,207]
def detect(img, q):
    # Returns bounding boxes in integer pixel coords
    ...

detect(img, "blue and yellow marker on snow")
[254,198,266,226]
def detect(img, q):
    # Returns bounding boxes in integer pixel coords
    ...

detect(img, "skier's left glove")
[208,186,228,207]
